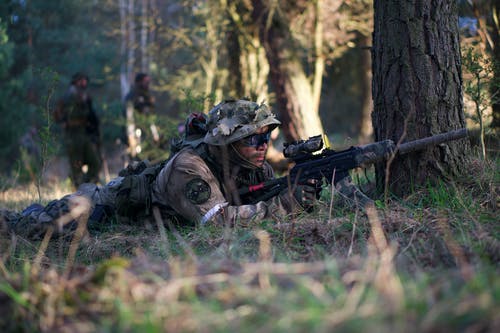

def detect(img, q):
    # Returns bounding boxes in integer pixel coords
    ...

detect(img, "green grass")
[0,157,498,332]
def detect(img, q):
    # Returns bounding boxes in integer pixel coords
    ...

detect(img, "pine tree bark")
[372,0,470,195]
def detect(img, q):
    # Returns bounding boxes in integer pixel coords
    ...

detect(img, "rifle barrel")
[398,128,468,154]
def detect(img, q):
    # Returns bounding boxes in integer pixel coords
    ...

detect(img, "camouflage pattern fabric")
[152,147,300,226]
[125,85,155,115]
[1,197,74,239]
[57,85,102,187]
[0,181,121,239]
[65,131,102,186]
[204,99,281,146]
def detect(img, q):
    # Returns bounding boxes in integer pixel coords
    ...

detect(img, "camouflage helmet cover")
[203,99,281,145]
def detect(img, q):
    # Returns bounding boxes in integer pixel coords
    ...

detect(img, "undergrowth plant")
[0,135,498,332]
[33,69,60,202]
[462,46,500,159]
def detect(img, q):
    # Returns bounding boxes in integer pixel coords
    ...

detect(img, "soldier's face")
[233,126,270,168]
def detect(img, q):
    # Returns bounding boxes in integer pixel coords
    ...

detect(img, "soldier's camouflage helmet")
[204,99,281,145]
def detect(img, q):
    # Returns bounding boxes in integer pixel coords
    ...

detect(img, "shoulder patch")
[184,178,211,204]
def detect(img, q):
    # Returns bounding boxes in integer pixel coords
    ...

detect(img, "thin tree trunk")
[140,0,148,72]
[359,36,373,144]
[119,0,129,98]
[312,0,324,114]
[127,0,136,82]
[488,1,500,130]
[200,7,219,112]
[223,0,269,101]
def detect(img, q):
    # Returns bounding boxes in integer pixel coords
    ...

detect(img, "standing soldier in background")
[53,72,102,188]
[124,73,159,160]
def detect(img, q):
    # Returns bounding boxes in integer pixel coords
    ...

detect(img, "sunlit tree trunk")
[312,0,325,117]
[253,0,325,142]
[120,0,138,157]
[140,0,149,72]
[358,36,373,144]
[119,0,129,98]
[372,0,470,195]
[491,11,500,130]
[200,4,220,111]
[223,0,269,102]
[127,0,135,84]
[483,1,500,130]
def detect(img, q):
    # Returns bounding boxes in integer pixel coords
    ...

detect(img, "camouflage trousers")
[64,131,102,187]
[0,178,123,240]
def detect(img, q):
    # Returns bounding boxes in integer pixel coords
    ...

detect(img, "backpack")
[114,160,165,218]
[114,112,208,218]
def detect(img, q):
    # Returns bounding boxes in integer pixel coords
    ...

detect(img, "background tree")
[222,0,270,102]
[372,0,470,196]
[0,0,121,175]
[320,0,374,143]
[467,0,500,130]
[251,0,325,141]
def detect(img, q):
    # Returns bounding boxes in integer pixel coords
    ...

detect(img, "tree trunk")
[140,0,149,72]
[201,7,219,112]
[252,0,325,142]
[488,1,500,130]
[358,36,373,144]
[119,0,130,98]
[127,0,136,84]
[372,0,470,196]
[224,0,269,102]
[225,18,243,97]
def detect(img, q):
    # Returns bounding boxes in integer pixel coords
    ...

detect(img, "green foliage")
[0,0,120,179]
[423,180,461,209]
[461,46,500,159]
[0,19,13,77]
[0,193,498,332]
[0,19,30,172]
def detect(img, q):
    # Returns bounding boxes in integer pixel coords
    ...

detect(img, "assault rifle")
[238,128,469,204]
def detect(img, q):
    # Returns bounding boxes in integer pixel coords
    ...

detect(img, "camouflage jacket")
[124,86,155,115]
[151,147,301,226]
[55,86,92,128]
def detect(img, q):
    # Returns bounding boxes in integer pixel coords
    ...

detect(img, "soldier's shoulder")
[170,147,205,166]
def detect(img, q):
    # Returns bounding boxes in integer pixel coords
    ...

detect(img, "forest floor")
[0,154,498,332]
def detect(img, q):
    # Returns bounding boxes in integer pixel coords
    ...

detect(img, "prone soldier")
[2,98,466,239]
[1,99,324,238]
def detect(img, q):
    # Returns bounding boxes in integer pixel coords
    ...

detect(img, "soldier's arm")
[152,151,290,226]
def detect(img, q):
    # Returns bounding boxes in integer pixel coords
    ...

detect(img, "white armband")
[200,202,228,225]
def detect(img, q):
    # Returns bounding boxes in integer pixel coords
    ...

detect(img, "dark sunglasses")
[240,132,271,147]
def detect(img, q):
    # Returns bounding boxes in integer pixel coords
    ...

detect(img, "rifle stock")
[238,128,469,204]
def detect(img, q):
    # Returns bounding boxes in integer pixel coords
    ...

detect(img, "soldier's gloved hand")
[294,178,322,211]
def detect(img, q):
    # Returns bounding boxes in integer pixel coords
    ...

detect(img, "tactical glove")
[294,178,322,211]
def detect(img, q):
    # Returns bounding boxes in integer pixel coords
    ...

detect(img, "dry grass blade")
[152,206,171,258]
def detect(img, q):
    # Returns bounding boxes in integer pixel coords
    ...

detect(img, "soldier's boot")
[4,197,79,239]
[1,203,54,239]
[1,209,22,234]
